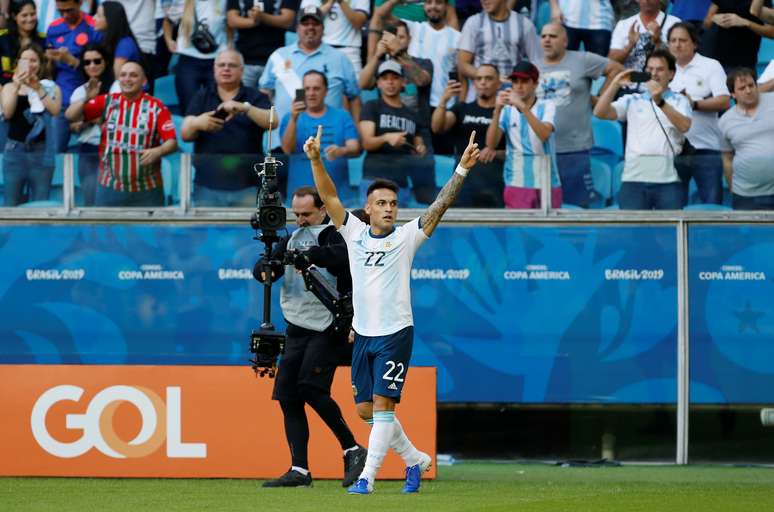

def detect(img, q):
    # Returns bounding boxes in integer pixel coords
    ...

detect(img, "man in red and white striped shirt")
[72,60,178,206]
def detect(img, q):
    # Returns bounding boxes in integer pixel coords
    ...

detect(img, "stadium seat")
[433,154,456,187]
[561,203,583,210]
[589,158,612,208]
[612,160,625,203]
[161,157,176,205]
[285,30,298,46]
[592,118,623,157]
[172,115,194,154]
[348,152,365,187]
[535,0,551,32]
[590,76,605,95]
[17,200,62,208]
[683,203,732,211]
[759,38,774,68]
[154,74,179,111]
[360,88,379,104]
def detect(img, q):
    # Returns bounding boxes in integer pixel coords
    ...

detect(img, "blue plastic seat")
[683,203,732,211]
[433,155,456,187]
[589,158,612,208]
[348,152,365,187]
[285,30,298,46]
[18,200,62,208]
[360,88,379,104]
[759,38,774,67]
[154,74,178,110]
[592,118,624,157]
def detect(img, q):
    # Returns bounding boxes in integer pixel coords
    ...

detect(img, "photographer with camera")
[594,49,692,210]
[253,185,366,488]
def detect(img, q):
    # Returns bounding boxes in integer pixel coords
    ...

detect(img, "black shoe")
[262,469,313,488]
[342,445,367,487]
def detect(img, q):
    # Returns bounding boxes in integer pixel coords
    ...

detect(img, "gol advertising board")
[0,224,678,403]
[0,365,437,478]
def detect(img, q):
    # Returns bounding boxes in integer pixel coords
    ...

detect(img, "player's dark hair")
[293,186,324,208]
[726,67,757,93]
[303,69,328,89]
[646,48,676,72]
[667,22,699,46]
[366,179,400,198]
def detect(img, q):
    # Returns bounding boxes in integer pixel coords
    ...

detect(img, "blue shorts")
[351,326,413,404]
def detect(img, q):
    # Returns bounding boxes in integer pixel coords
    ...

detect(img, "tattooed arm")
[420,131,481,237]
[396,53,432,87]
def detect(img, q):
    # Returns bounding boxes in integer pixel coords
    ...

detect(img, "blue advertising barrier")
[0,223,683,403]
[689,225,774,404]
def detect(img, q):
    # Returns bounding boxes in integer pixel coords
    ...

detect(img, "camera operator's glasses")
[83,58,103,66]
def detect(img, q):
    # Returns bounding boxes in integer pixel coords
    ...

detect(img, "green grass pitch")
[2,462,773,511]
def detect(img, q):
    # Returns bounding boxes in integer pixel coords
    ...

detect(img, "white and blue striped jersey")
[558,0,615,32]
[405,20,461,108]
[498,101,560,188]
[339,213,428,337]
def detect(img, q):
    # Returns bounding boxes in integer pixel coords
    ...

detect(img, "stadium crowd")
[0,0,773,209]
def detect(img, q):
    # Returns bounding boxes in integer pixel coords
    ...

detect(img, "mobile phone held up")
[295,89,305,103]
[448,70,458,82]
[630,71,651,83]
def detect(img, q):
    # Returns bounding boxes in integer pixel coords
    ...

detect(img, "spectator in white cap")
[259,5,360,133]
[298,0,369,74]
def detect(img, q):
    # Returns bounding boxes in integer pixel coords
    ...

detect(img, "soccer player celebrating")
[303,126,480,494]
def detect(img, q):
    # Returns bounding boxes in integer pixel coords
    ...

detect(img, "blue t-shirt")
[259,43,360,126]
[115,36,142,62]
[46,14,99,106]
[279,106,358,198]
[670,0,712,22]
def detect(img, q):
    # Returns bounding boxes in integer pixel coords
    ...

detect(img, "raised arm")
[751,0,774,23]
[420,131,480,237]
[304,125,347,228]
[594,69,632,120]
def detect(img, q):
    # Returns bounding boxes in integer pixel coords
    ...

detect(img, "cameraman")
[254,186,367,488]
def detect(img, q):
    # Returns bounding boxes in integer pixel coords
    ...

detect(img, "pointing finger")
[316,124,322,142]
[469,130,476,146]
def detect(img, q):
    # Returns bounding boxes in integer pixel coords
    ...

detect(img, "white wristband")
[454,164,469,177]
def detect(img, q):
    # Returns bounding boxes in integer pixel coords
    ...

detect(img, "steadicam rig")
[249,106,287,378]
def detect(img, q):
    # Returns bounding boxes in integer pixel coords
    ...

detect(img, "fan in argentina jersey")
[304,125,481,494]
[83,63,177,194]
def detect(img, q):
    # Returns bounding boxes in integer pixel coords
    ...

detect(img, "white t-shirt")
[300,0,370,48]
[120,0,157,54]
[405,21,460,108]
[610,11,680,70]
[669,53,728,151]
[70,81,121,145]
[175,0,229,59]
[613,90,692,183]
[558,0,615,31]
[339,214,428,337]
[759,60,774,84]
